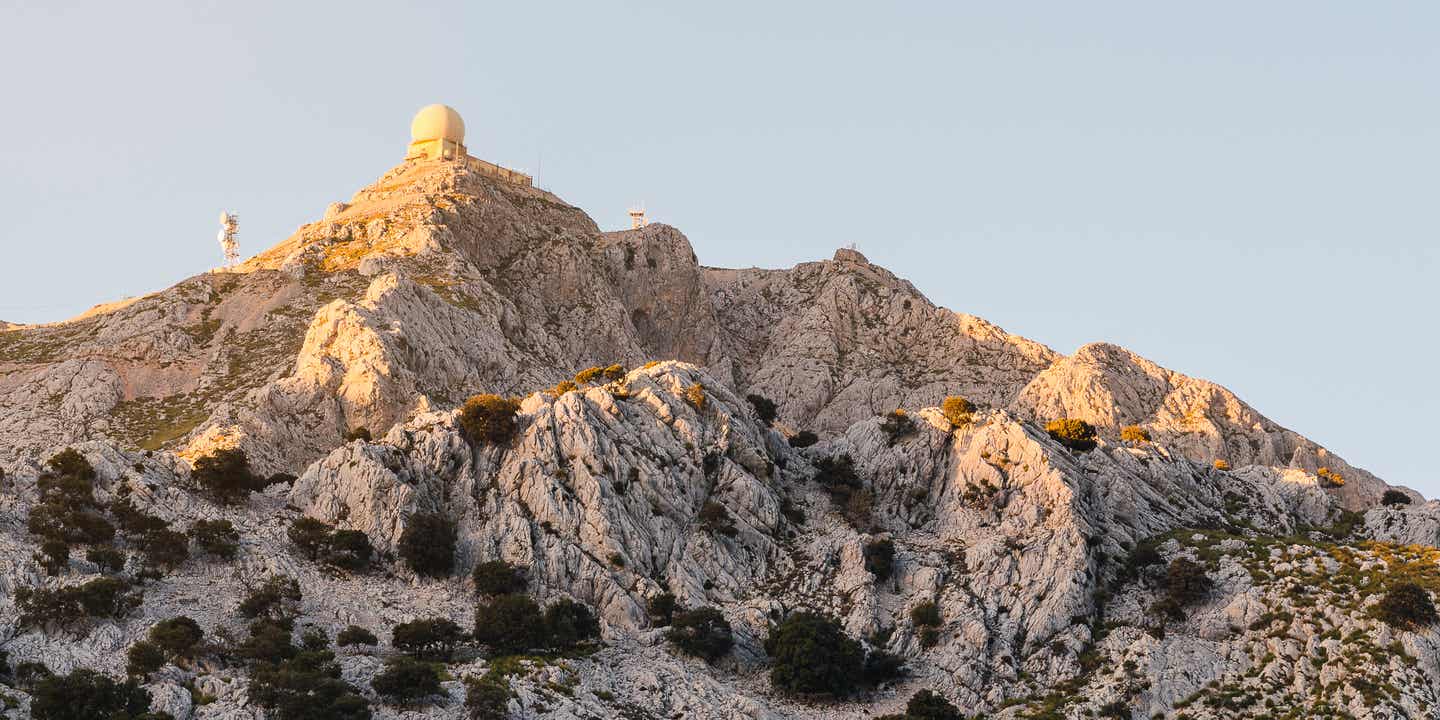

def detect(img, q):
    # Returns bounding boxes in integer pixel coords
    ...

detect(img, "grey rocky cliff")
[0,156,1434,719]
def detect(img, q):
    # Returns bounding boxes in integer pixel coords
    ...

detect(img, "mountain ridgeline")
[0,158,1436,719]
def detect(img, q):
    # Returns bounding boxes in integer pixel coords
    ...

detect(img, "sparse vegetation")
[342,426,372,442]
[910,601,941,628]
[29,669,151,720]
[1156,557,1213,620]
[392,617,465,661]
[685,383,707,411]
[189,519,240,560]
[397,513,457,577]
[1375,582,1438,630]
[1120,424,1150,443]
[764,611,864,698]
[666,607,733,661]
[16,577,143,630]
[647,593,677,626]
[698,501,738,537]
[371,656,442,705]
[473,560,528,597]
[1317,466,1346,488]
[747,393,778,424]
[237,575,302,626]
[1044,418,1097,451]
[1213,459,1232,471]
[472,594,546,655]
[864,538,896,581]
[1382,489,1413,506]
[458,394,521,445]
[880,409,916,445]
[788,430,819,448]
[192,447,263,505]
[940,396,974,427]
[336,625,378,647]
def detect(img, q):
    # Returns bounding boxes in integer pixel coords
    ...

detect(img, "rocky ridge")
[0,157,1435,719]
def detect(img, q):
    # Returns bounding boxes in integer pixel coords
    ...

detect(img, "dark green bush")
[698,501,738,537]
[665,607,732,661]
[899,689,963,720]
[472,560,527,597]
[27,503,114,545]
[336,625,378,647]
[140,528,189,571]
[37,539,69,575]
[391,617,465,661]
[940,396,975,427]
[87,546,125,573]
[465,678,511,720]
[788,430,819,448]
[458,394,521,445]
[288,518,332,560]
[1045,418,1097,451]
[647,592,677,626]
[1376,582,1439,630]
[13,660,53,690]
[109,499,167,539]
[910,601,941,628]
[237,575,302,625]
[1382,489,1413,506]
[323,530,373,572]
[148,616,204,658]
[544,598,600,650]
[764,611,864,698]
[864,539,896,581]
[192,448,261,505]
[246,640,370,720]
[473,593,547,655]
[879,409,916,445]
[1156,558,1213,620]
[126,640,166,677]
[397,513,457,577]
[237,620,298,665]
[29,668,150,720]
[371,656,442,705]
[342,427,372,442]
[746,394,778,425]
[189,519,240,560]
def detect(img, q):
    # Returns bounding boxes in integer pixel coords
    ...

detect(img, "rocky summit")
[0,157,1437,720]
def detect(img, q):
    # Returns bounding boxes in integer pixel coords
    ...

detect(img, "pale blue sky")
[1,2,1436,495]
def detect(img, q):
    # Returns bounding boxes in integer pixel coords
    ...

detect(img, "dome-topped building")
[406,104,467,161]
[403,103,532,186]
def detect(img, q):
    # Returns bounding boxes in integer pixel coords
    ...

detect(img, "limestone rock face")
[0,155,1430,719]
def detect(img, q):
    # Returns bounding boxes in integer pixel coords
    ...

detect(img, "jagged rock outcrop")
[1,155,1432,720]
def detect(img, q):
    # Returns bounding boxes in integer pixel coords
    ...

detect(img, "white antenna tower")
[217,211,240,267]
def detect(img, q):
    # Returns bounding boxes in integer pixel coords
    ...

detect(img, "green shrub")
[1213,459,1231,471]
[864,539,896,581]
[544,598,600,650]
[465,678,511,720]
[109,499,167,538]
[246,640,370,720]
[812,454,873,528]
[37,539,69,575]
[336,625,378,647]
[391,617,464,661]
[237,575,302,625]
[29,669,150,720]
[27,503,114,545]
[236,620,297,665]
[879,409,916,445]
[910,601,941,628]
[17,577,142,630]
[901,689,963,720]
[371,656,442,705]
[342,427,372,442]
[1376,582,1439,630]
[1382,489,1413,507]
[1317,466,1346,488]
[764,611,864,698]
[788,430,819,448]
[148,616,204,658]
[574,366,604,384]
[397,513,457,577]
[140,528,189,571]
[665,607,732,661]
[473,594,547,655]
[87,546,126,573]
[1156,558,1213,620]
[1120,425,1150,443]
[746,394,778,425]
[940,396,974,427]
[287,518,332,559]
[647,593,677,626]
[698,501,738,537]
[13,660,53,690]
[602,363,626,381]
[126,640,166,678]
[684,383,707,411]
[472,560,528,597]
[189,519,239,560]
[1045,419,1097,451]
[458,394,522,444]
[45,448,97,485]
[192,448,261,505]
[323,530,373,572]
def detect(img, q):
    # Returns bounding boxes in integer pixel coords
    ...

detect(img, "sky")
[1,2,1436,495]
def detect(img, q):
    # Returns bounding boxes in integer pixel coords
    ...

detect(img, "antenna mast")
[217,211,240,267]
